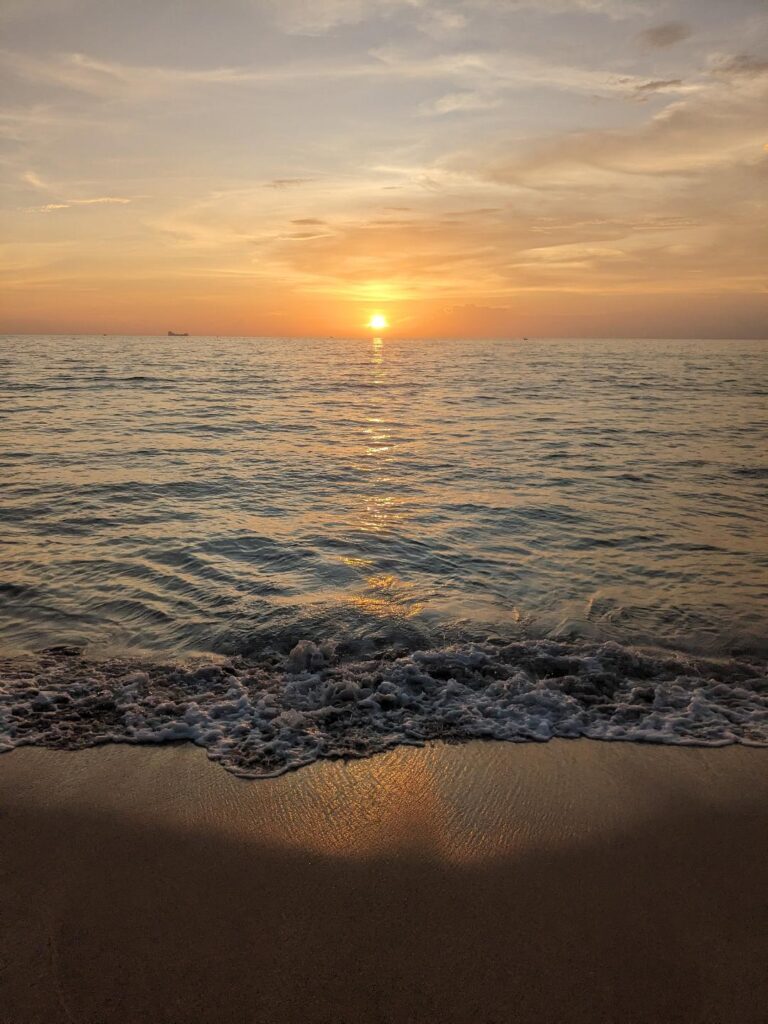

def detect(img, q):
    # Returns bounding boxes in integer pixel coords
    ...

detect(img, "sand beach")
[1,740,767,1024]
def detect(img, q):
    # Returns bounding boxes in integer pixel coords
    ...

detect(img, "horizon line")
[1,332,767,342]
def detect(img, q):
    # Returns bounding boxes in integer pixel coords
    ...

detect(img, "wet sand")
[1,739,767,1024]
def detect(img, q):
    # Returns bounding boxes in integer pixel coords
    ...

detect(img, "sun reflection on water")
[338,336,425,622]
[348,574,425,620]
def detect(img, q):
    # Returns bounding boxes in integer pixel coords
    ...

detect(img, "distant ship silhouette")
[167,331,189,337]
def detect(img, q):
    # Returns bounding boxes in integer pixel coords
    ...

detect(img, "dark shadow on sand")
[1,775,767,1024]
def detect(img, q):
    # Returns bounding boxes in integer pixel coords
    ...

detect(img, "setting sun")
[367,314,388,331]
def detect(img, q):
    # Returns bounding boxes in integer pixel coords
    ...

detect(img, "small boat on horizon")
[167,331,189,337]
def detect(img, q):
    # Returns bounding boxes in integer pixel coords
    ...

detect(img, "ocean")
[1,335,766,774]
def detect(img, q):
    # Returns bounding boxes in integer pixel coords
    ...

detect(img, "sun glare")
[368,313,388,331]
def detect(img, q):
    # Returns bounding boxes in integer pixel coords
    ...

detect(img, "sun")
[367,313,388,331]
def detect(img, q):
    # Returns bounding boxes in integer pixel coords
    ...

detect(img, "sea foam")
[1,639,766,776]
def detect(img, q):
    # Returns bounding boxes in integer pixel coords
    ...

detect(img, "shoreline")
[2,739,767,1023]
[3,638,766,776]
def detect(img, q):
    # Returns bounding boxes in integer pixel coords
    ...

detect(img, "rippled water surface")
[2,335,767,772]
[1,335,767,659]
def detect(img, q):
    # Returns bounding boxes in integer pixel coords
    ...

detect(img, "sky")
[1,0,766,338]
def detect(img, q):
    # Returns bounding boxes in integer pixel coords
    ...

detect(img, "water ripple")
[0,335,766,660]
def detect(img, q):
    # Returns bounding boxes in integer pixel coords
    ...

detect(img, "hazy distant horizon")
[3,331,767,342]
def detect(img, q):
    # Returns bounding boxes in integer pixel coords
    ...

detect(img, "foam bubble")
[1,639,766,777]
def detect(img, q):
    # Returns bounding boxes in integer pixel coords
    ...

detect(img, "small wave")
[1,639,765,777]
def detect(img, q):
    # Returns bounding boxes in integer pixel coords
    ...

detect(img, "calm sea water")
[1,336,766,773]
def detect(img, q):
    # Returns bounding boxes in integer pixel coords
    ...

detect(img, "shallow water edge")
[2,637,765,777]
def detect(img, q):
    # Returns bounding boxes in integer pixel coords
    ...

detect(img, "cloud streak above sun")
[0,0,766,337]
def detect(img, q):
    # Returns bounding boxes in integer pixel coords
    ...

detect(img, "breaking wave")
[1,638,766,776]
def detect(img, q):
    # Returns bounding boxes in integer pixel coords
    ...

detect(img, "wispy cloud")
[368,46,693,98]
[716,53,768,77]
[638,21,692,48]
[2,49,265,98]
[27,203,70,212]
[268,0,648,36]
[19,167,138,211]
[22,169,50,189]
[26,196,134,212]
[265,178,315,189]
[3,45,696,104]
[266,0,406,35]
[457,58,768,183]
[72,196,133,205]
[630,78,686,102]
[419,91,501,115]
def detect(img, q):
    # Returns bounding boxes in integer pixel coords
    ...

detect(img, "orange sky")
[1,0,767,338]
